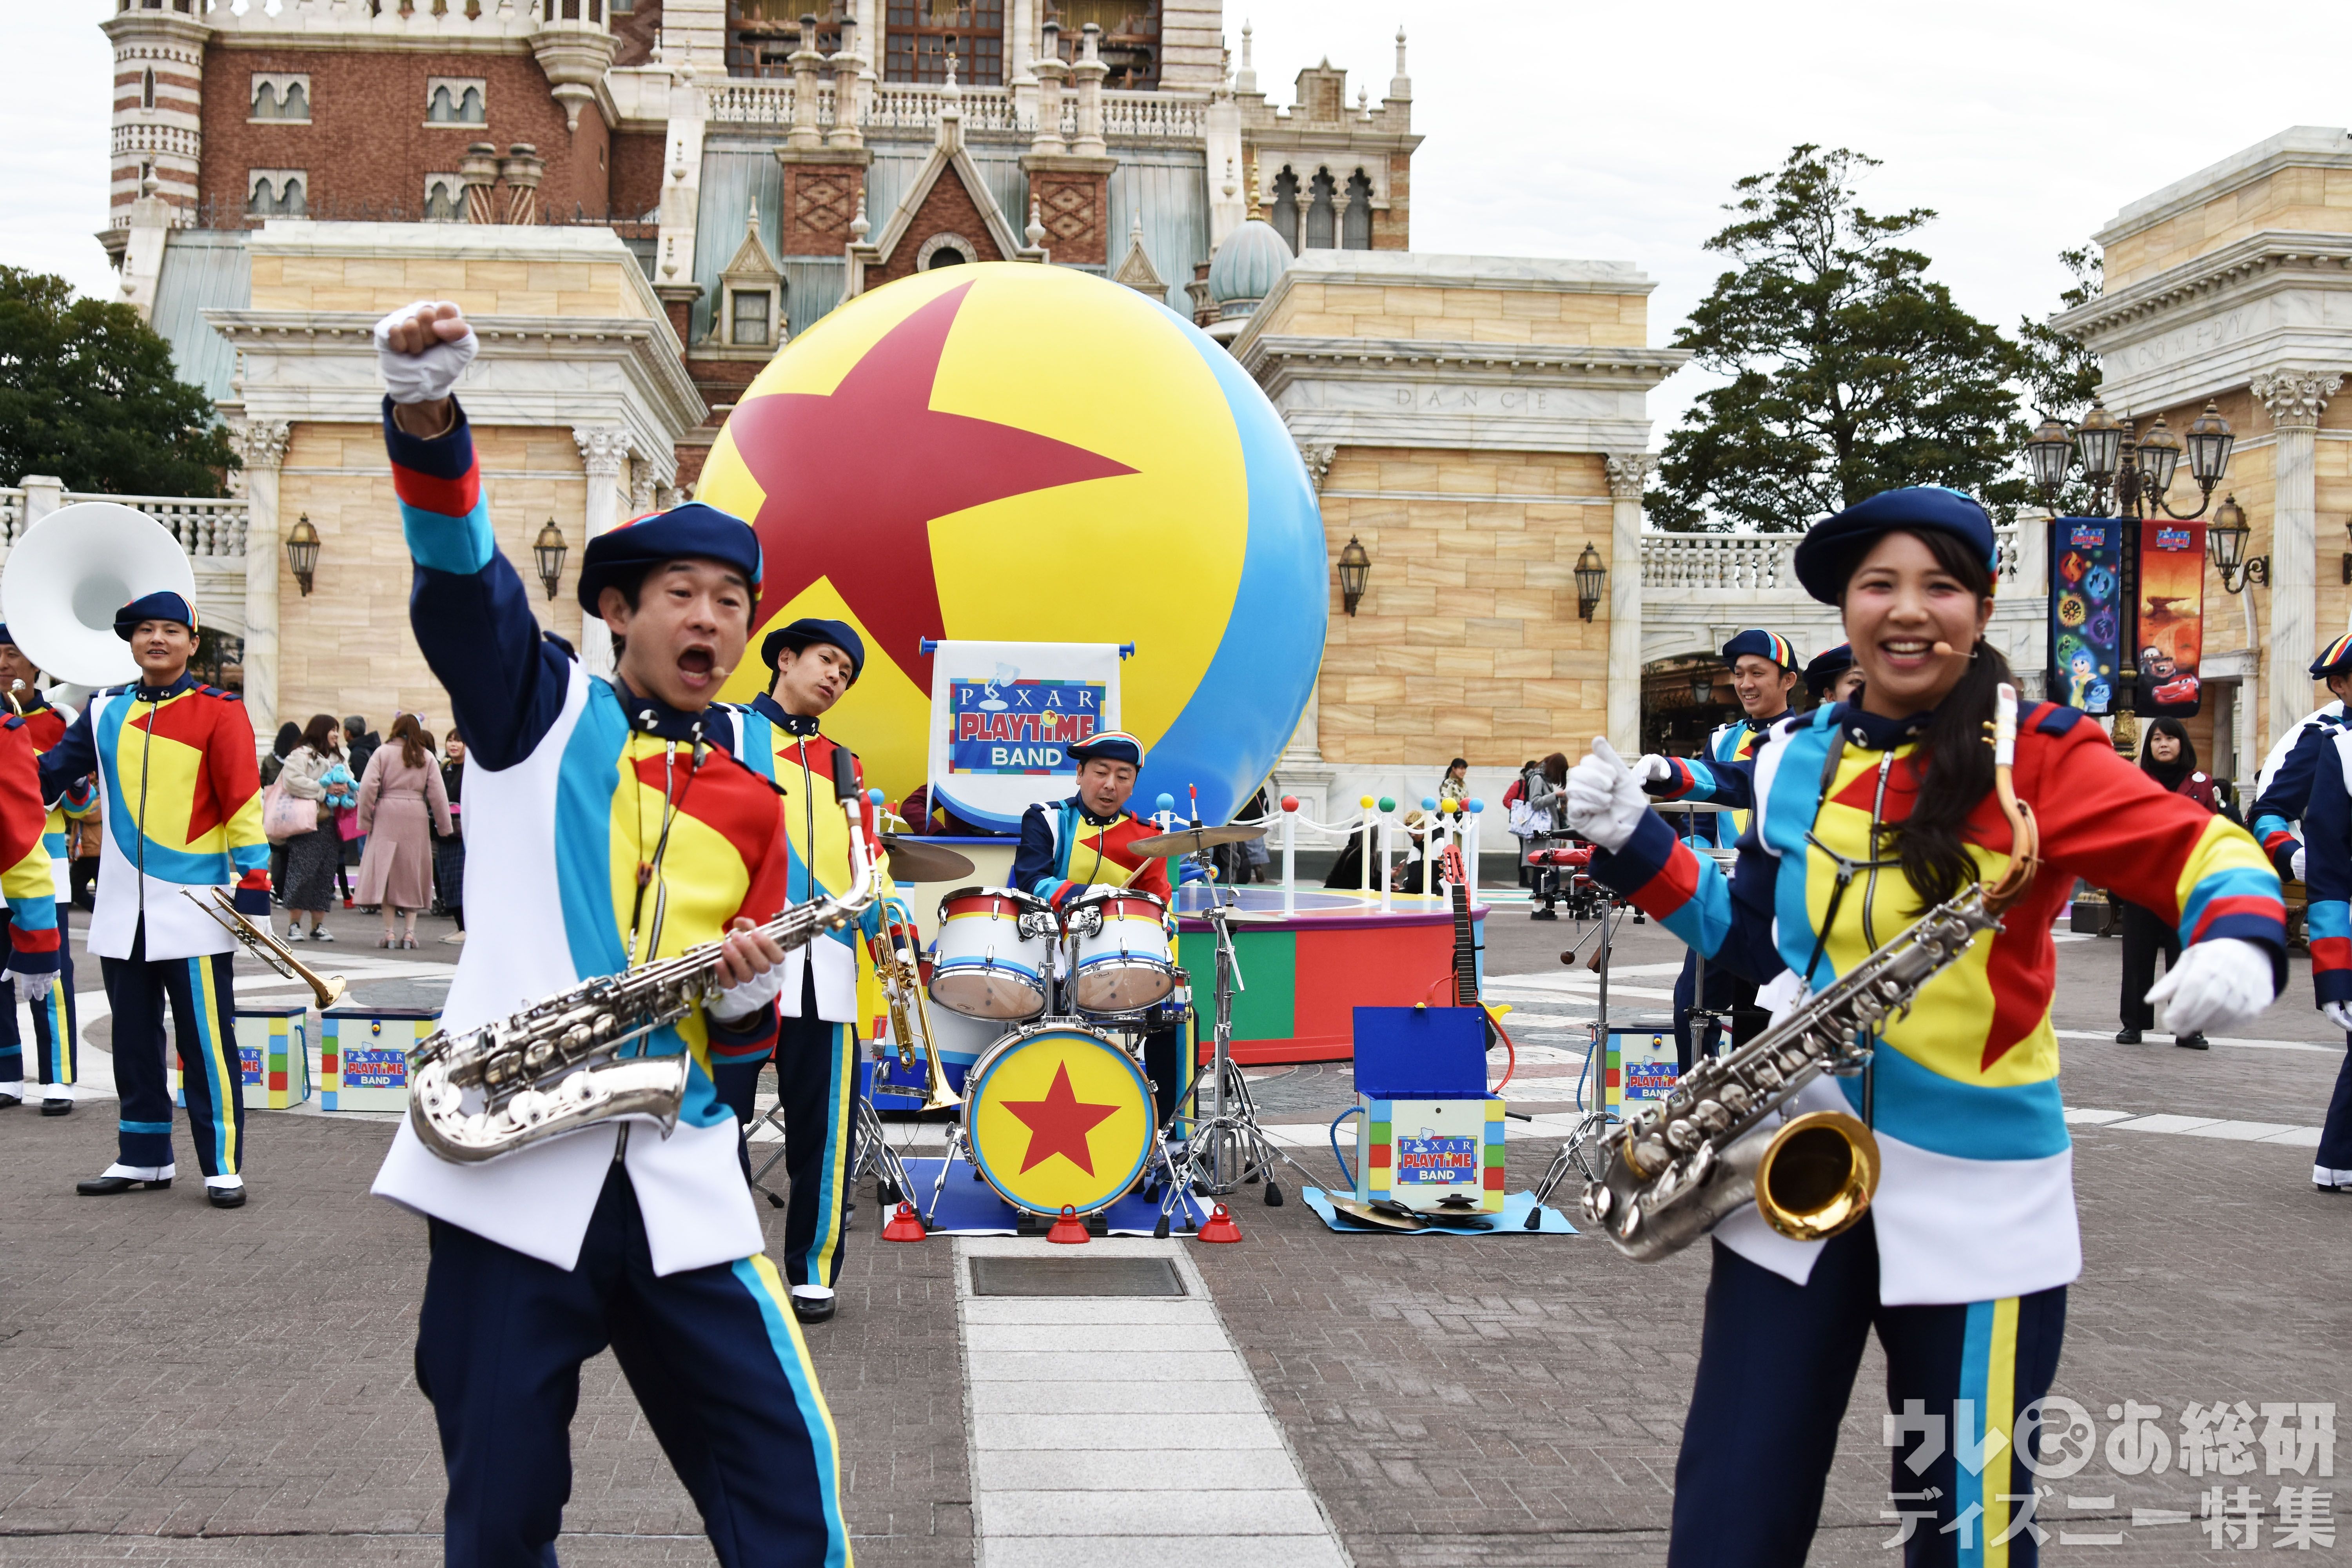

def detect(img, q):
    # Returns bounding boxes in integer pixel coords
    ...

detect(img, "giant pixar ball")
[699,262,1327,826]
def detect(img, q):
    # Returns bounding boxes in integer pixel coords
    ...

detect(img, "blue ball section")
[1421,796,1437,811]
[1156,793,1175,812]
[868,788,885,805]
[1468,798,1486,813]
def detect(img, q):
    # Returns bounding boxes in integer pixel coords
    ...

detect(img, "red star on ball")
[725,281,1136,688]
[1002,1061,1122,1176]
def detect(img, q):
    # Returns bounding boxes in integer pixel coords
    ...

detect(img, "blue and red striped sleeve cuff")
[383,395,494,576]
[1647,757,1701,801]
[2311,901,2352,1005]
[706,1006,779,1060]
[1590,809,1730,960]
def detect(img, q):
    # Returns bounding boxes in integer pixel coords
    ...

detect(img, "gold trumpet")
[872,906,961,1113]
[181,887,347,1009]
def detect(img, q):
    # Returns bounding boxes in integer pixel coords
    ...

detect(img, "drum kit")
[834,819,1313,1238]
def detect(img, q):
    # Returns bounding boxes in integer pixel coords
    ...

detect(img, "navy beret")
[0,624,15,648]
[576,502,762,616]
[761,616,866,684]
[1790,487,1999,605]
[1067,730,1145,768]
[2312,633,2352,679]
[1804,642,1855,698]
[114,591,199,640]
[1719,629,1798,670]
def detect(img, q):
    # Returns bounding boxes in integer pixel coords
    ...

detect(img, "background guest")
[2118,716,2223,1049]
[277,714,354,941]
[262,720,299,904]
[337,714,379,908]
[1439,757,1469,802]
[354,713,452,949]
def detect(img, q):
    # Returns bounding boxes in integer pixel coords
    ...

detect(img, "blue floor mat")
[1301,1186,1579,1235]
[897,1156,1212,1236]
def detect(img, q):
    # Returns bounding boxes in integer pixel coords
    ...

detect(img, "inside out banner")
[927,640,1124,833]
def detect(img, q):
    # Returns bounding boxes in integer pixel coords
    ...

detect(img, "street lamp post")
[2024,397,2237,726]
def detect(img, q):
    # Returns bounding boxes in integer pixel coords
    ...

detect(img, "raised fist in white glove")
[1563,737,1651,853]
[2146,936,2275,1037]
[1633,753,1675,789]
[2292,847,2308,883]
[374,300,477,405]
[2323,1000,2352,1033]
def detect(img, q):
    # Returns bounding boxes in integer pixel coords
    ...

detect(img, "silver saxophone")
[408,746,880,1163]
[1582,682,2041,1261]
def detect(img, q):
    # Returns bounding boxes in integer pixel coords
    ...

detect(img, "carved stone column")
[239,420,292,748]
[575,425,628,677]
[1604,452,1653,758]
[2254,370,2339,749]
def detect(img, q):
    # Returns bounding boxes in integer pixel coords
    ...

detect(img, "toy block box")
[321,1006,439,1111]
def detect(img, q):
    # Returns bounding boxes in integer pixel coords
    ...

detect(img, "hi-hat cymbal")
[881,836,976,882]
[1127,822,1267,858]
[1326,1195,1428,1232]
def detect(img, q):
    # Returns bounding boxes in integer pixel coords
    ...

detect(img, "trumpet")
[181,887,348,1009]
[871,904,961,1113]
[1582,683,2041,1259]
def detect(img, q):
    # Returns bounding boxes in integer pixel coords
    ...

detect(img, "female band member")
[1562,487,2284,1568]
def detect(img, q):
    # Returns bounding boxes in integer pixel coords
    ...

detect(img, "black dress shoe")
[2115,1027,2143,1044]
[40,1098,70,1116]
[790,1294,837,1325]
[2318,1182,2345,1194]
[207,1186,247,1210]
[77,1174,170,1195]
[0,1091,20,1108]
[2176,1032,2209,1051]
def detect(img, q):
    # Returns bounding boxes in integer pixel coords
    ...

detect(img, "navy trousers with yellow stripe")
[0,901,76,1089]
[101,922,241,1175]
[416,1165,851,1568]
[714,969,857,1292]
[1672,1217,2066,1568]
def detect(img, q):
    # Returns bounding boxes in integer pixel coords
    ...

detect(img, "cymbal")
[880,836,976,882]
[1326,1195,1428,1232]
[1127,822,1267,858]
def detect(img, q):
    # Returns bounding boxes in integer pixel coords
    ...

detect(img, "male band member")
[1635,629,1797,1071]
[0,627,94,1113]
[2247,635,2352,884]
[1804,641,1864,707]
[719,615,898,1327]
[368,301,849,1567]
[1009,732,1185,1124]
[38,595,269,1206]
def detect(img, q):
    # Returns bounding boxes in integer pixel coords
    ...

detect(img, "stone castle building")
[91,0,1686,814]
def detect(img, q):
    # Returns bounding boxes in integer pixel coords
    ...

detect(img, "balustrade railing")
[699,78,1201,139]
[1640,528,2023,591]
[0,487,248,560]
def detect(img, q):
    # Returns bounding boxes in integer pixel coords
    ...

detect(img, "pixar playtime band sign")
[927,640,1125,832]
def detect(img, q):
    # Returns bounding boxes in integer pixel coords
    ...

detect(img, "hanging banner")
[2050,518,2124,715]
[927,640,1124,833]
[2133,521,2206,716]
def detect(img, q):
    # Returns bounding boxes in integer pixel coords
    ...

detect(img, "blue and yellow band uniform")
[365,394,851,1568]
[721,693,898,1299]
[39,655,270,1183]
[0,692,93,1098]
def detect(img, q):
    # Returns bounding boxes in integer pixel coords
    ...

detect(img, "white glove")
[2323,1001,2352,1033]
[373,301,478,404]
[2292,847,2308,883]
[2146,937,2274,1036]
[1562,737,1650,854]
[706,961,788,1023]
[1633,753,1675,788]
[2,966,55,998]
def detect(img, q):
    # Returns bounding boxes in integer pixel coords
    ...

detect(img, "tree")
[2016,245,2103,424]
[1650,146,2026,533]
[0,267,238,497]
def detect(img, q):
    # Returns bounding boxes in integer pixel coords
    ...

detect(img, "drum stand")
[1524,898,1622,1229]
[1161,887,1321,1232]
[749,1072,914,1214]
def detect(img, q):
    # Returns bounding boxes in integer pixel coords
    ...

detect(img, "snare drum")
[963,1023,1156,1218]
[1062,887,1177,1014]
[930,886,1056,1021]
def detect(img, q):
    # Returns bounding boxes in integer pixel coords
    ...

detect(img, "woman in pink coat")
[354,713,454,948]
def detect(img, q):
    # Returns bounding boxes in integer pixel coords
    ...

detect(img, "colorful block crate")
[171,1004,311,1110]
[321,1006,440,1112]
[1605,1013,1680,1124]
[1355,1095,1505,1213]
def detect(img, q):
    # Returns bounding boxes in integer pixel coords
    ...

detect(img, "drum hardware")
[1525,896,1626,1229]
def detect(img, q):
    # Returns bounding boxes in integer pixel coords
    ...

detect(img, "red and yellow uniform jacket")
[1011,797,1173,906]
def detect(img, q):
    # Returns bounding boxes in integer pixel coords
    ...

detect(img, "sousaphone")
[1,501,199,690]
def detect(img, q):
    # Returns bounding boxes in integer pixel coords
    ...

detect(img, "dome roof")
[1208,220,1292,312]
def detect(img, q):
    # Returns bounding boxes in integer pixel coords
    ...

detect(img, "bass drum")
[963,1024,1156,1218]
[931,886,1055,1021]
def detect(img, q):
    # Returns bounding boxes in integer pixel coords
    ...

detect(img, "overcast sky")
[11,2,2350,445]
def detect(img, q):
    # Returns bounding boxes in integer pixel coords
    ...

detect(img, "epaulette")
[2,715,25,731]
[2023,699,2087,737]
[195,683,241,702]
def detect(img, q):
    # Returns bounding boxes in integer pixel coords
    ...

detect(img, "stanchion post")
[1359,795,1376,899]
[1280,795,1298,916]
[1465,799,1484,910]
[1420,797,1438,898]
[1379,795,1396,914]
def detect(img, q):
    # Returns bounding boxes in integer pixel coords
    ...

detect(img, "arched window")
[459,85,484,121]
[1269,166,1299,253]
[424,176,461,222]
[246,175,274,217]
[277,176,305,216]
[283,80,308,119]
[426,84,456,121]
[251,79,278,117]
[1342,170,1373,250]
[140,68,156,109]
[1304,169,1336,249]
[927,246,966,268]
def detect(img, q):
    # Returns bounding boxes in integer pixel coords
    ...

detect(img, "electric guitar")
[1438,845,1515,1076]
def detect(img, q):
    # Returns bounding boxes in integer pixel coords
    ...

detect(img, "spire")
[1389,27,1411,102]
[1235,18,1257,94]
[1246,155,1262,223]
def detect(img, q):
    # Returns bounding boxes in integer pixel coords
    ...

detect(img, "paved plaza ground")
[1,894,2346,1564]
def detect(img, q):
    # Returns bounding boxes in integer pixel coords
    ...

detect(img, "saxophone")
[1582,682,2040,1261]
[408,749,882,1163]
